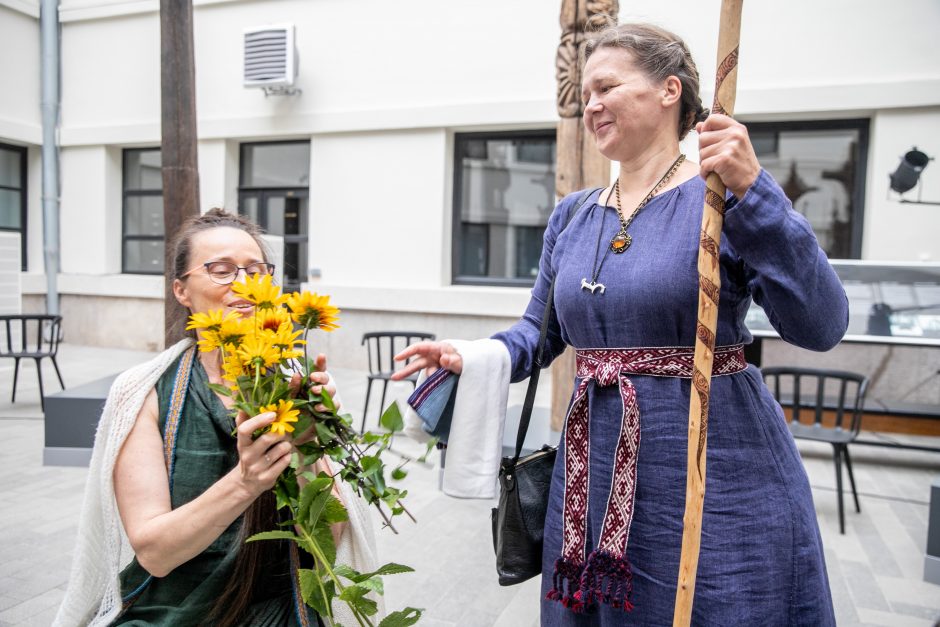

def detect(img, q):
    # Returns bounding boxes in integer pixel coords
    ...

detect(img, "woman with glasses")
[55,209,378,627]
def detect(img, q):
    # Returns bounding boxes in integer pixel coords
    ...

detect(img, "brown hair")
[584,23,709,140]
[167,208,271,343]
[168,208,278,626]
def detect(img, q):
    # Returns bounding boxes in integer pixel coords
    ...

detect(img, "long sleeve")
[492,191,584,382]
[722,169,849,351]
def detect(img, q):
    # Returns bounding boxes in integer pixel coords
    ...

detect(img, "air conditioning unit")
[243,24,300,96]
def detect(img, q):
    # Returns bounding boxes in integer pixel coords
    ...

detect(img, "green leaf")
[298,568,335,617]
[321,495,349,525]
[207,382,233,397]
[289,451,301,470]
[417,437,439,463]
[371,563,415,576]
[378,607,423,627]
[315,422,337,445]
[245,530,300,543]
[380,402,404,432]
[391,467,408,481]
[357,575,384,595]
[320,389,337,413]
[338,584,378,617]
[312,522,337,567]
[332,564,360,581]
[298,477,333,526]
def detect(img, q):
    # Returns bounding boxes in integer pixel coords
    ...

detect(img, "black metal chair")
[360,331,435,432]
[0,314,65,411]
[762,366,870,534]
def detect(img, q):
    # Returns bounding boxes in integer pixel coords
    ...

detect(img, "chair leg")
[11,357,20,403]
[378,381,389,429]
[50,356,65,390]
[35,358,45,412]
[361,380,373,434]
[833,444,845,534]
[843,445,861,514]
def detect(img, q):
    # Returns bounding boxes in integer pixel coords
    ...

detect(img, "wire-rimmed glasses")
[179,261,276,285]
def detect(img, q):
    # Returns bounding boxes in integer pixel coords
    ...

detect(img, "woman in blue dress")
[396,23,847,625]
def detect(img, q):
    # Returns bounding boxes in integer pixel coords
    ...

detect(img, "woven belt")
[548,344,747,613]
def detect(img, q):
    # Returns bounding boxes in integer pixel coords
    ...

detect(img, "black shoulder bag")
[491,187,598,586]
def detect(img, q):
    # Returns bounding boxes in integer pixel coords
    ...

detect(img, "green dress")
[115,351,316,626]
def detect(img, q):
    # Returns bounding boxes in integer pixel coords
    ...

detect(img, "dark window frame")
[451,129,557,288]
[0,142,28,270]
[744,118,869,259]
[238,140,311,293]
[121,147,164,275]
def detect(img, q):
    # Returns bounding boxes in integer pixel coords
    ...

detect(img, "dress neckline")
[593,174,697,210]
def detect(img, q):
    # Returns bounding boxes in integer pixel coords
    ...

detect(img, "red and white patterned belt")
[549,344,747,613]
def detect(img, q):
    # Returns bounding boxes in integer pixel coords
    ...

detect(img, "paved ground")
[0,343,938,626]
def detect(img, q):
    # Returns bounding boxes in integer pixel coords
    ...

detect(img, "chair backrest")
[0,315,63,358]
[761,366,870,436]
[361,331,435,375]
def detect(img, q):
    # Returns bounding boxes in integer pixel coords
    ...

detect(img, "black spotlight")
[889,147,930,194]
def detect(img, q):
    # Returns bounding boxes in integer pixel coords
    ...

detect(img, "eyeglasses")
[180,261,276,285]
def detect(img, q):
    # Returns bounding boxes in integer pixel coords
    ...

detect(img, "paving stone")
[1,344,939,625]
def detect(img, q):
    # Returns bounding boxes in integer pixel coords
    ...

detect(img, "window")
[745,119,869,259]
[452,131,556,286]
[238,141,310,293]
[0,143,27,270]
[122,148,164,274]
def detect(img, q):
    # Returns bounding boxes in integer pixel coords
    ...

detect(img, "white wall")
[11,0,940,350]
[0,2,41,144]
[865,108,940,261]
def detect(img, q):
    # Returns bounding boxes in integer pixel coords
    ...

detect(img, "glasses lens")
[246,263,274,276]
[205,262,238,284]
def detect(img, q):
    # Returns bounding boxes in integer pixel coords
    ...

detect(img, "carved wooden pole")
[550,0,617,430]
[673,1,744,624]
[160,0,200,346]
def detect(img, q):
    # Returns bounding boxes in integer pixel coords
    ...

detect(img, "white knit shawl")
[54,339,381,626]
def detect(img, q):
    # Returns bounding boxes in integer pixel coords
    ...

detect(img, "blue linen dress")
[492,170,847,626]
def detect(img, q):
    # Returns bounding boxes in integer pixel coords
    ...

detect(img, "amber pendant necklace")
[581,154,686,295]
[610,154,686,254]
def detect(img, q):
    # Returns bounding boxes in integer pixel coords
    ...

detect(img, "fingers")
[696,114,760,199]
[314,353,327,372]
[394,340,437,363]
[390,356,431,381]
[236,411,276,449]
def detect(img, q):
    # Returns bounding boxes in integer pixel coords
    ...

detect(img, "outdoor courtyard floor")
[0,343,938,626]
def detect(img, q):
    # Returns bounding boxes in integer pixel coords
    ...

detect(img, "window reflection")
[748,120,867,260]
[453,132,556,285]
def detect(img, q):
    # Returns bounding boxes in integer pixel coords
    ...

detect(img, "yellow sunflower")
[231,274,286,310]
[255,307,292,333]
[217,316,252,349]
[260,399,300,436]
[196,330,223,353]
[268,322,305,360]
[221,353,246,384]
[186,309,240,332]
[236,335,281,372]
[285,291,340,331]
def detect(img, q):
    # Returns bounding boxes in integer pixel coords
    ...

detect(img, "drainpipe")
[40,0,60,315]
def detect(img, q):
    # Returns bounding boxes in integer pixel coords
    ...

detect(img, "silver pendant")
[580,278,606,294]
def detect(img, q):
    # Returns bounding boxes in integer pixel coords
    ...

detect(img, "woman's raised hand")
[234,410,292,497]
[391,341,463,380]
[696,113,761,200]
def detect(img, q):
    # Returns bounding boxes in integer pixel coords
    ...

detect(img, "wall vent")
[243,25,299,95]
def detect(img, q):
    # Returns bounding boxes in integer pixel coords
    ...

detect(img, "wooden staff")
[673,1,744,625]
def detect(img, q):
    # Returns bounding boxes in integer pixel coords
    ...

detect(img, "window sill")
[21,273,164,299]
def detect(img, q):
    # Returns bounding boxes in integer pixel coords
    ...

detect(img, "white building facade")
[1,0,939,369]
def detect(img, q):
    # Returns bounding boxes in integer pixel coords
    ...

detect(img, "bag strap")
[510,187,601,466]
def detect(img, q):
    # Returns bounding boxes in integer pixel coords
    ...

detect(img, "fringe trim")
[545,558,586,612]
[578,549,635,612]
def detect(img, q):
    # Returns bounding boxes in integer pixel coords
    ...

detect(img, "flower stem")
[297,520,372,627]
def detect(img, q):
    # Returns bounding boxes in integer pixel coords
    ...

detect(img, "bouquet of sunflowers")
[187,274,425,627]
